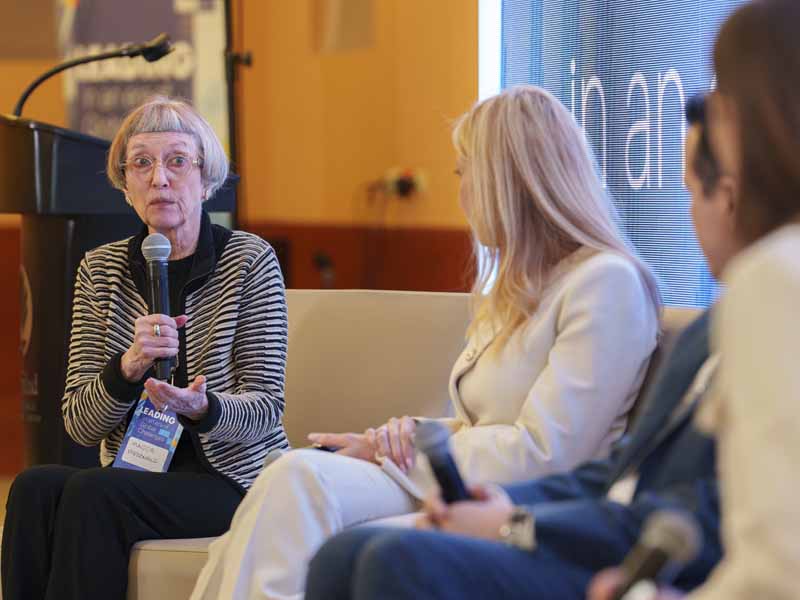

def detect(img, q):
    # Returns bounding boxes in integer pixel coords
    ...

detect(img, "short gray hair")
[107,95,229,199]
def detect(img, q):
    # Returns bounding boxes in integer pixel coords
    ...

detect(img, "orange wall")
[0,2,478,229]
[236,0,477,229]
[0,59,66,125]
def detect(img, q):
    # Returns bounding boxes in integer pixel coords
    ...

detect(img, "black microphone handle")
[427,452,472,504]
[611,546,670,600]
[146,260,173,381]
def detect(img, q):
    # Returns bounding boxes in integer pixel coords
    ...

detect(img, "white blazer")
[398,247,658,492]
[692,224,800,600]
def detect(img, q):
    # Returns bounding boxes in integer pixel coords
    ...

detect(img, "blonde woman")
[191,85,661,600]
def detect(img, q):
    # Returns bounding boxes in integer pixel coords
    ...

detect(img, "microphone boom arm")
[12,33,172,117]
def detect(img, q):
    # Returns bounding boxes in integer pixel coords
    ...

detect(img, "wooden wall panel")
[373,227,475,292]
[246,222,474,292]
[0,228,23,475]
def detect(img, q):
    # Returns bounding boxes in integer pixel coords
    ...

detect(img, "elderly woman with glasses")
[1,96,288,600]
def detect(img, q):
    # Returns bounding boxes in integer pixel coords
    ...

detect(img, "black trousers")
[1,464,242,600]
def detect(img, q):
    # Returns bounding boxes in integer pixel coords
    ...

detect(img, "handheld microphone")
[415,421,471,503]
[611,510,701,600]
[141,233,173,381]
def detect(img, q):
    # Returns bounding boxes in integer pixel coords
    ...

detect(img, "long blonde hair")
[455,85,660,347]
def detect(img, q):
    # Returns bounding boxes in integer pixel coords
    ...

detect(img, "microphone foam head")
[414,420,451,457]
[642,510,701,564]
[142,33,173,62]
[142,233,171,262]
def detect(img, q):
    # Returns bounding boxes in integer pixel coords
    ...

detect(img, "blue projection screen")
[501,0,746,307]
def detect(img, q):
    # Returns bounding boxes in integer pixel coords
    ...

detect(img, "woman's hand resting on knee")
[307,430,379,463]
[307,415,417,473]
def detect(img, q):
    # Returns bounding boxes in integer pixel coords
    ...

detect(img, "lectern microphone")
[13,33,174,117]
[123,33,173,63]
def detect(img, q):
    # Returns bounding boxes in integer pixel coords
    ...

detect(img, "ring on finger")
[153,323,161,337]
[378,428,391,456]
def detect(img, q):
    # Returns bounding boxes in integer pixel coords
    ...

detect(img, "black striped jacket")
[61,212,289,490]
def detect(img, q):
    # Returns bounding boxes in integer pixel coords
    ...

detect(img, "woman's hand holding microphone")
[120,314,186,382]
[119,313,208,420]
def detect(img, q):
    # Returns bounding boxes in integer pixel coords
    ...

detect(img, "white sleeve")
[689,250,800,600]
[449,257,658,483]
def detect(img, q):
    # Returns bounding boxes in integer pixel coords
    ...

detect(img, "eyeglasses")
[122,153,203,179]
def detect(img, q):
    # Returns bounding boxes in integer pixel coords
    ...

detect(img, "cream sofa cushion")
[128,538,217,600]
[281,289,471,447]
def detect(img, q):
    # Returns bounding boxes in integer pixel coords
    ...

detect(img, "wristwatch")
[498,507,535,551]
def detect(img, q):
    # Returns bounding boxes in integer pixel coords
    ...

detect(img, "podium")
[0,115,235,467]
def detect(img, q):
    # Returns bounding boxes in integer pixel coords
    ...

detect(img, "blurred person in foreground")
[590,1,800,598]
[1,96,289,600]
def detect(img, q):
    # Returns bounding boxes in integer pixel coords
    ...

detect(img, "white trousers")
[190,449,418,600]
